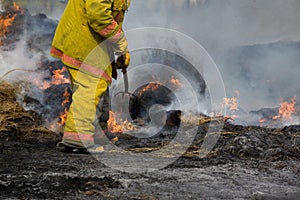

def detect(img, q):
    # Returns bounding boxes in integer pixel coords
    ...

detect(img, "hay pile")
[0,81,34,131]
[0,81,60,143]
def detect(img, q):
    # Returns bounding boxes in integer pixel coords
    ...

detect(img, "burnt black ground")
[0,123,299,200]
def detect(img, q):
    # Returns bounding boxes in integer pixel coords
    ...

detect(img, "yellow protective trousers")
[62,67,108,147]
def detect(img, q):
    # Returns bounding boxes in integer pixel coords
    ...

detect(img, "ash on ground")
[1,81,300,200]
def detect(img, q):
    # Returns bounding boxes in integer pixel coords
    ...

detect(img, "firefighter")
[51,0,131,153]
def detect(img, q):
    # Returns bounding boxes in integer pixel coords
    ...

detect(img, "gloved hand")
[116,50,130,73]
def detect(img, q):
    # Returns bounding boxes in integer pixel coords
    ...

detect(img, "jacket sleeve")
[86,0,128,54]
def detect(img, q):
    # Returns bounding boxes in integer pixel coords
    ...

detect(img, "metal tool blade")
[123,71,128,94]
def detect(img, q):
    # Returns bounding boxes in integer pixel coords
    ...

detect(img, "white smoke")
[0,37,44,82]
[14,0,300,112]
[126,0,300,50]
[13,0,66,20]
[125,0,300,114]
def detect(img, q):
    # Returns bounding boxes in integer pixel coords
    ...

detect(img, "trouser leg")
[97,88,110,131]
[94,88,110,144]
[62,67,108,147]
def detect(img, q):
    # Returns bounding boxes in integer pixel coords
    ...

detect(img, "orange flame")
[138,81,161,97]
[169,75,182,87]
[108,111,136,133]
[13,2,24,13]
[40,67,70,89]
[59,108,68,126]
[272,97,297,120]
[58,88,71,126]
[108,111,124,133]
[258,118,267,123]
[51,67,70,85]
[0,2,24,45]
[222,96,239,119]
[61,88,70,106]
[42,80,51,89]
[224,96,239,111]
[0,14,16,45]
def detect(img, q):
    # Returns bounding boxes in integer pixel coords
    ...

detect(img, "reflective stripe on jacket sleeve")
[86,0,120,38]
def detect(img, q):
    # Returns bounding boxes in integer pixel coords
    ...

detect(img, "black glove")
[116,50,130,73]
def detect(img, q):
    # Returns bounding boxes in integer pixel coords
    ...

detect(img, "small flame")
[0,14,16,45]
[0,2,24,45]
[258,118,267,123]
[59,108,68,126]
[13,2,24,13]
[108,111,124,133]
[108,111,136,133]
[138,81,161,97]
[46,88,70,129]
[272,97,297,120]
[58,88,71,126]
[61,88,70,106]
[40,66,70,89]
[224,97,239,111]
[221,96,239,120]
[42,80,51,90]
[169,75,182,87]
[51,67,70,85]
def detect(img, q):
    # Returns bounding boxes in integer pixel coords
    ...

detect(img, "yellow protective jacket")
[50,0,130,84]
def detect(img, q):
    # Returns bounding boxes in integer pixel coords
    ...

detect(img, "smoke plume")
[125,0,300,114]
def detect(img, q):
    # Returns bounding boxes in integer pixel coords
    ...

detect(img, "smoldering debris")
[0,81,60,143]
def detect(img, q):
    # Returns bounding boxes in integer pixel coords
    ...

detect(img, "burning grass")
[0,80,299,163]
[0,81,60,142]
[0,2,24,46]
